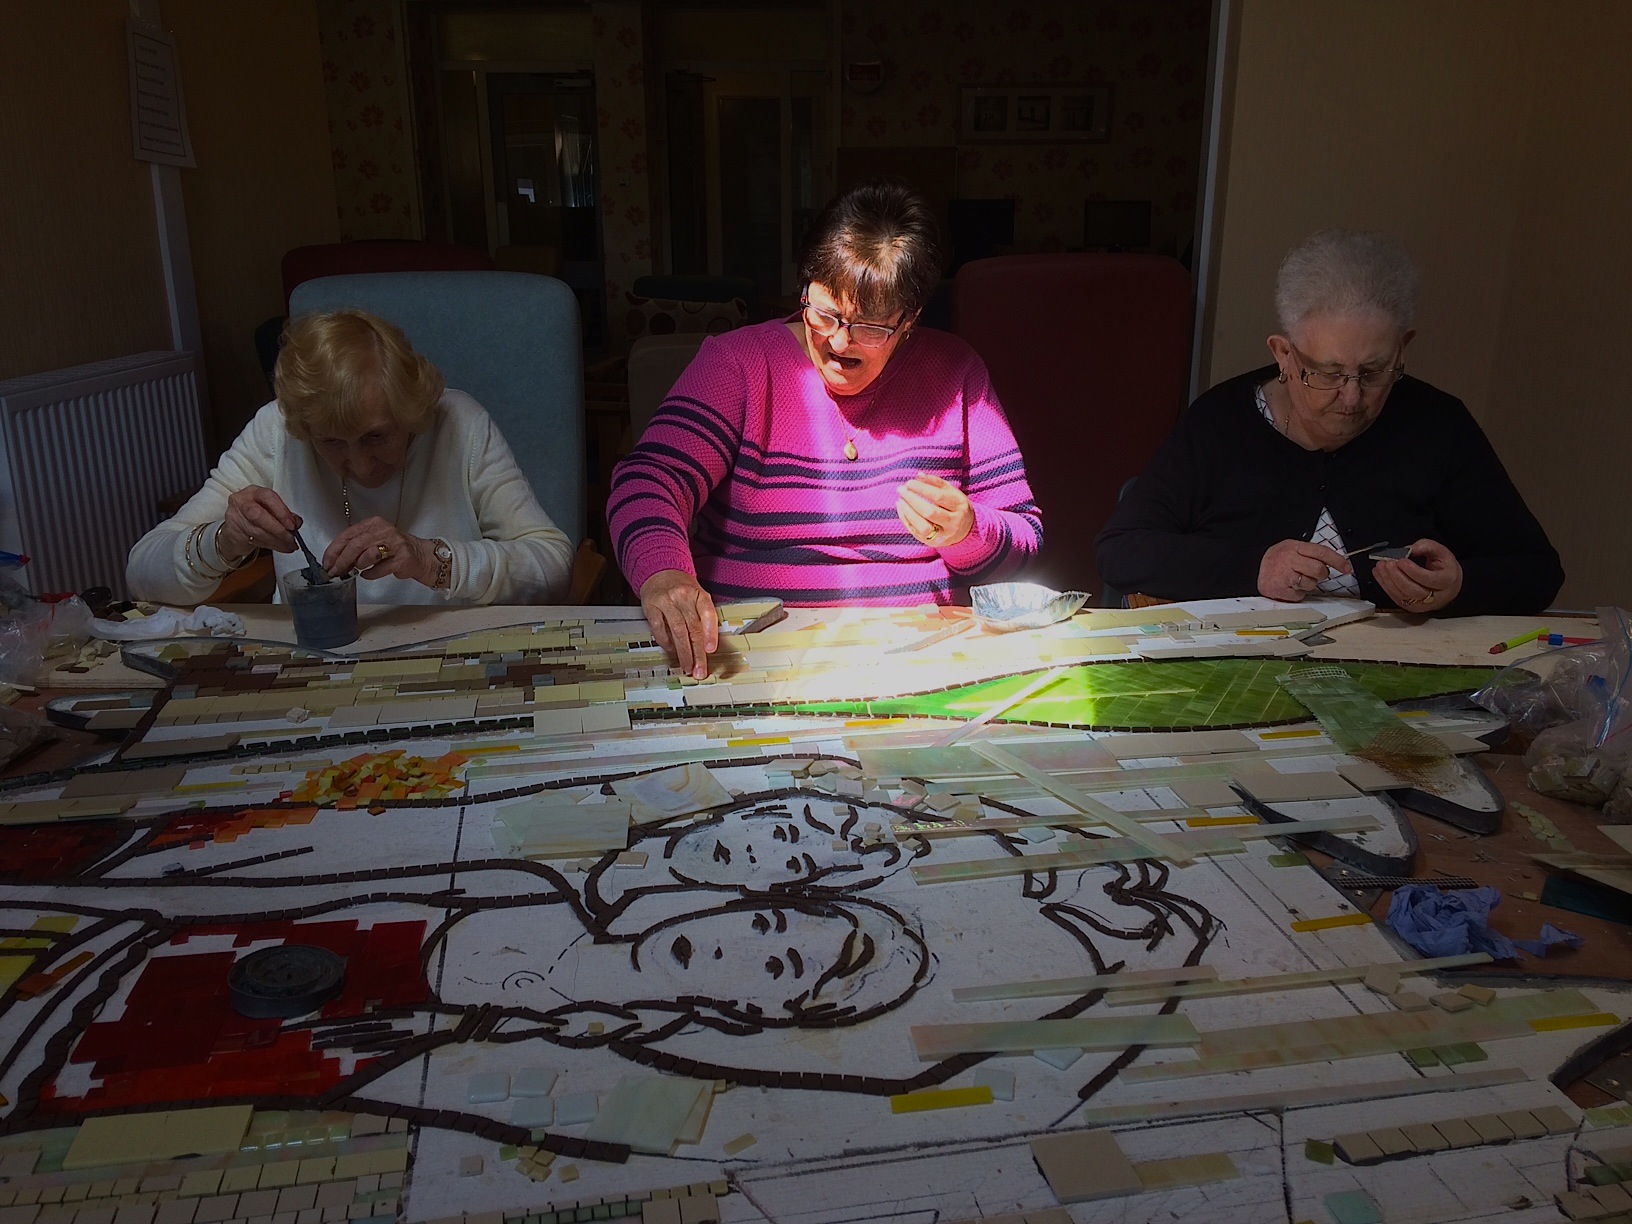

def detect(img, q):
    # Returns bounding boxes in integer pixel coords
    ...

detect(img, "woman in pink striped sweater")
[609,181,1043,676]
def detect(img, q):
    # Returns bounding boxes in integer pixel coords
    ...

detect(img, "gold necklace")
[341,473,406,525]
[839,409,858,462]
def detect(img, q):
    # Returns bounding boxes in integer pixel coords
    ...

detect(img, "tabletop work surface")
[0,595,1620,1224]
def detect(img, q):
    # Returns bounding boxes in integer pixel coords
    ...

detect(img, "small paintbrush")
[293,529,329,585]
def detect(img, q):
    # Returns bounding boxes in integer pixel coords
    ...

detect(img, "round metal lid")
[227,944,346,1019]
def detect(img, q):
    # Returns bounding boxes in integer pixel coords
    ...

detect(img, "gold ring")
[925,525,940,542]
[377,544,391,562]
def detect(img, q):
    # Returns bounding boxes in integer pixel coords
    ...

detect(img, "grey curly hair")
[1274,230,1420,335]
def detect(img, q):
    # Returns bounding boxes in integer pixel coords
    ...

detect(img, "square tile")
[466,1072,510,1104]
[1324,1190,1382,1224]
[556,1092,599,1126]
[512,1068,558,1098]
[1029,1130,1142,1203]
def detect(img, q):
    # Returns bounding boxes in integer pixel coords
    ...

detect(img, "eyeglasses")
[800,296,902,348]
[1290,342,1405,392]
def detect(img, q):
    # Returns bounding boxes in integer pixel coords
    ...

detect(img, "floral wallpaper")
[315,0,420,241]
[840,0,1210,257]
[592,0,654,352]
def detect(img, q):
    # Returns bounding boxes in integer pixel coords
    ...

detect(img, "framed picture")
[958,84,1111,143]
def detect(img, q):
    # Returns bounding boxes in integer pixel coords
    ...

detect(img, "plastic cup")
[280,570,359,650]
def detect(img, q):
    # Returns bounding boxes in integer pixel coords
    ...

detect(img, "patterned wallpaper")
[840,0,1210,257]
[315,0,420,242]
[592,0,654,352]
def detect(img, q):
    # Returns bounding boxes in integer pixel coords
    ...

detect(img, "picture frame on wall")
[958,84,1112,143]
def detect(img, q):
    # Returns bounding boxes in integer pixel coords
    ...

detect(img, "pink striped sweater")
[609,319,1042,605]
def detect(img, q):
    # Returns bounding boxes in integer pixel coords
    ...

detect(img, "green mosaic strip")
[773,659,1498,732]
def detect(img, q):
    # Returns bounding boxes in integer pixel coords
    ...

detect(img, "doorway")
[664,69,830,315]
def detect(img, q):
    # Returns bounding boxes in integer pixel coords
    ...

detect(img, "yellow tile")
[177,1171,222,1197]
[256,1161,300,1189]
[1290,913,1373,933]
[218,1166,260,1193]
[332,1154,372,1180]
[296,1157,336,1184]
[1531,1012,1619,1032]
[889,1086,994,1113]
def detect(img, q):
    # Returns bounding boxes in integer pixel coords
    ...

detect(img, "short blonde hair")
[274,310,445,441]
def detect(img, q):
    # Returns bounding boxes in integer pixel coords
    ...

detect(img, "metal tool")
[292,529,329,585]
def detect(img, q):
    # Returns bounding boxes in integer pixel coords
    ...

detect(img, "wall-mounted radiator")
[0,351,208,598]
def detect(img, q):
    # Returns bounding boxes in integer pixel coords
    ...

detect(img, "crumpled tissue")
[1386,884,1582,961]
[91,606,246,641]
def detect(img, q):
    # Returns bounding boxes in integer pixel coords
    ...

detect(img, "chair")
[289,270,597,601]
[951,254,1193,597]
[256,242,497,392]
[281,241,494,310]
[627,334,708,440]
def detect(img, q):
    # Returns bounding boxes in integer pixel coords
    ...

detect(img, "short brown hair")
[799,179,944,321]
[274,309,445,441]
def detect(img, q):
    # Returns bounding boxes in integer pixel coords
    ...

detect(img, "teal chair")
[288,270,585,551]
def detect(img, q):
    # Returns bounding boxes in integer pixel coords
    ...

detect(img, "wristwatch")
[431,539,453,590]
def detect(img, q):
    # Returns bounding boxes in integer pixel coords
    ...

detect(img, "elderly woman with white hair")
[128,309,573,606]
[1096,230,1562,615]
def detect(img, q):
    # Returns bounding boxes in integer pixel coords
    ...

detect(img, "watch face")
[435,543,452,561]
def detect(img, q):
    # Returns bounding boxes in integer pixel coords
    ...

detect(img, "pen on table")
[1489,627,1547,655]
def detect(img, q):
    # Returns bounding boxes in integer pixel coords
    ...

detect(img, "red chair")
[281,241,494,310]
[952,254,1193,597]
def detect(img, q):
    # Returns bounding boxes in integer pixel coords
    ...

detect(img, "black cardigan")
[1095,366,1564,615]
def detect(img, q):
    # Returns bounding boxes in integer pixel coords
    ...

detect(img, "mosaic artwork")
[0,601,1598,1223]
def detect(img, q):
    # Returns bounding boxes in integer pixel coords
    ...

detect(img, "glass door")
[487,72,605,348]
[665,70,830,316]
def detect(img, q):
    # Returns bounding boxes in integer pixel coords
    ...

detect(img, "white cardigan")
[127,391,573,606]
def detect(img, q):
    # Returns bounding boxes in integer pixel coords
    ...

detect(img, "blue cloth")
[1386,885,1583,961]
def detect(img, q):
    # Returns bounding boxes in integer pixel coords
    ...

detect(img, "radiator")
[0,351,208,598]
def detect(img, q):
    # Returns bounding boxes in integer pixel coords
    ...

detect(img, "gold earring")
[1277,368,1287,383]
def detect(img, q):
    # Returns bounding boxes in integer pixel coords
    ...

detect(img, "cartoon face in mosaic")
[605,798,924,893]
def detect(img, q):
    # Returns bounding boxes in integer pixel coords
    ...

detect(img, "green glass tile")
[499,1145,519,1162]
[1269,852,1310,868]
[1435,1042,1486,1065]
[1325,1190,1383,1224]
[1406,1047,1441,1068]
[776,659,1498,732]
[1586,1164,1623,1186]
[1304,1139,1335,1164]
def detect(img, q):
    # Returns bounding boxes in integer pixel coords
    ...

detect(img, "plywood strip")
[1075,1065,1528,1126]
[1106,953,1492,1006]
[952,963,1220,1003]
[911,1013,1199,1061]
[1122,989,1597,1083]
[910,813,1379,884]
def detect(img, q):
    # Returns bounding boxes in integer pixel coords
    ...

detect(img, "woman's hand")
[1258,539,1350,602]
[324,517,437,586]
[896,474,974,548]
[1372,538,1463,614]
[220,486,301,559]
[640,569,718,679]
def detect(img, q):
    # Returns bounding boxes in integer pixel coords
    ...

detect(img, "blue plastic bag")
[1386,885,1581,961]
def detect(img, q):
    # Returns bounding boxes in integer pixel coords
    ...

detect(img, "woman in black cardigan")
[1096,230,1562,615]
